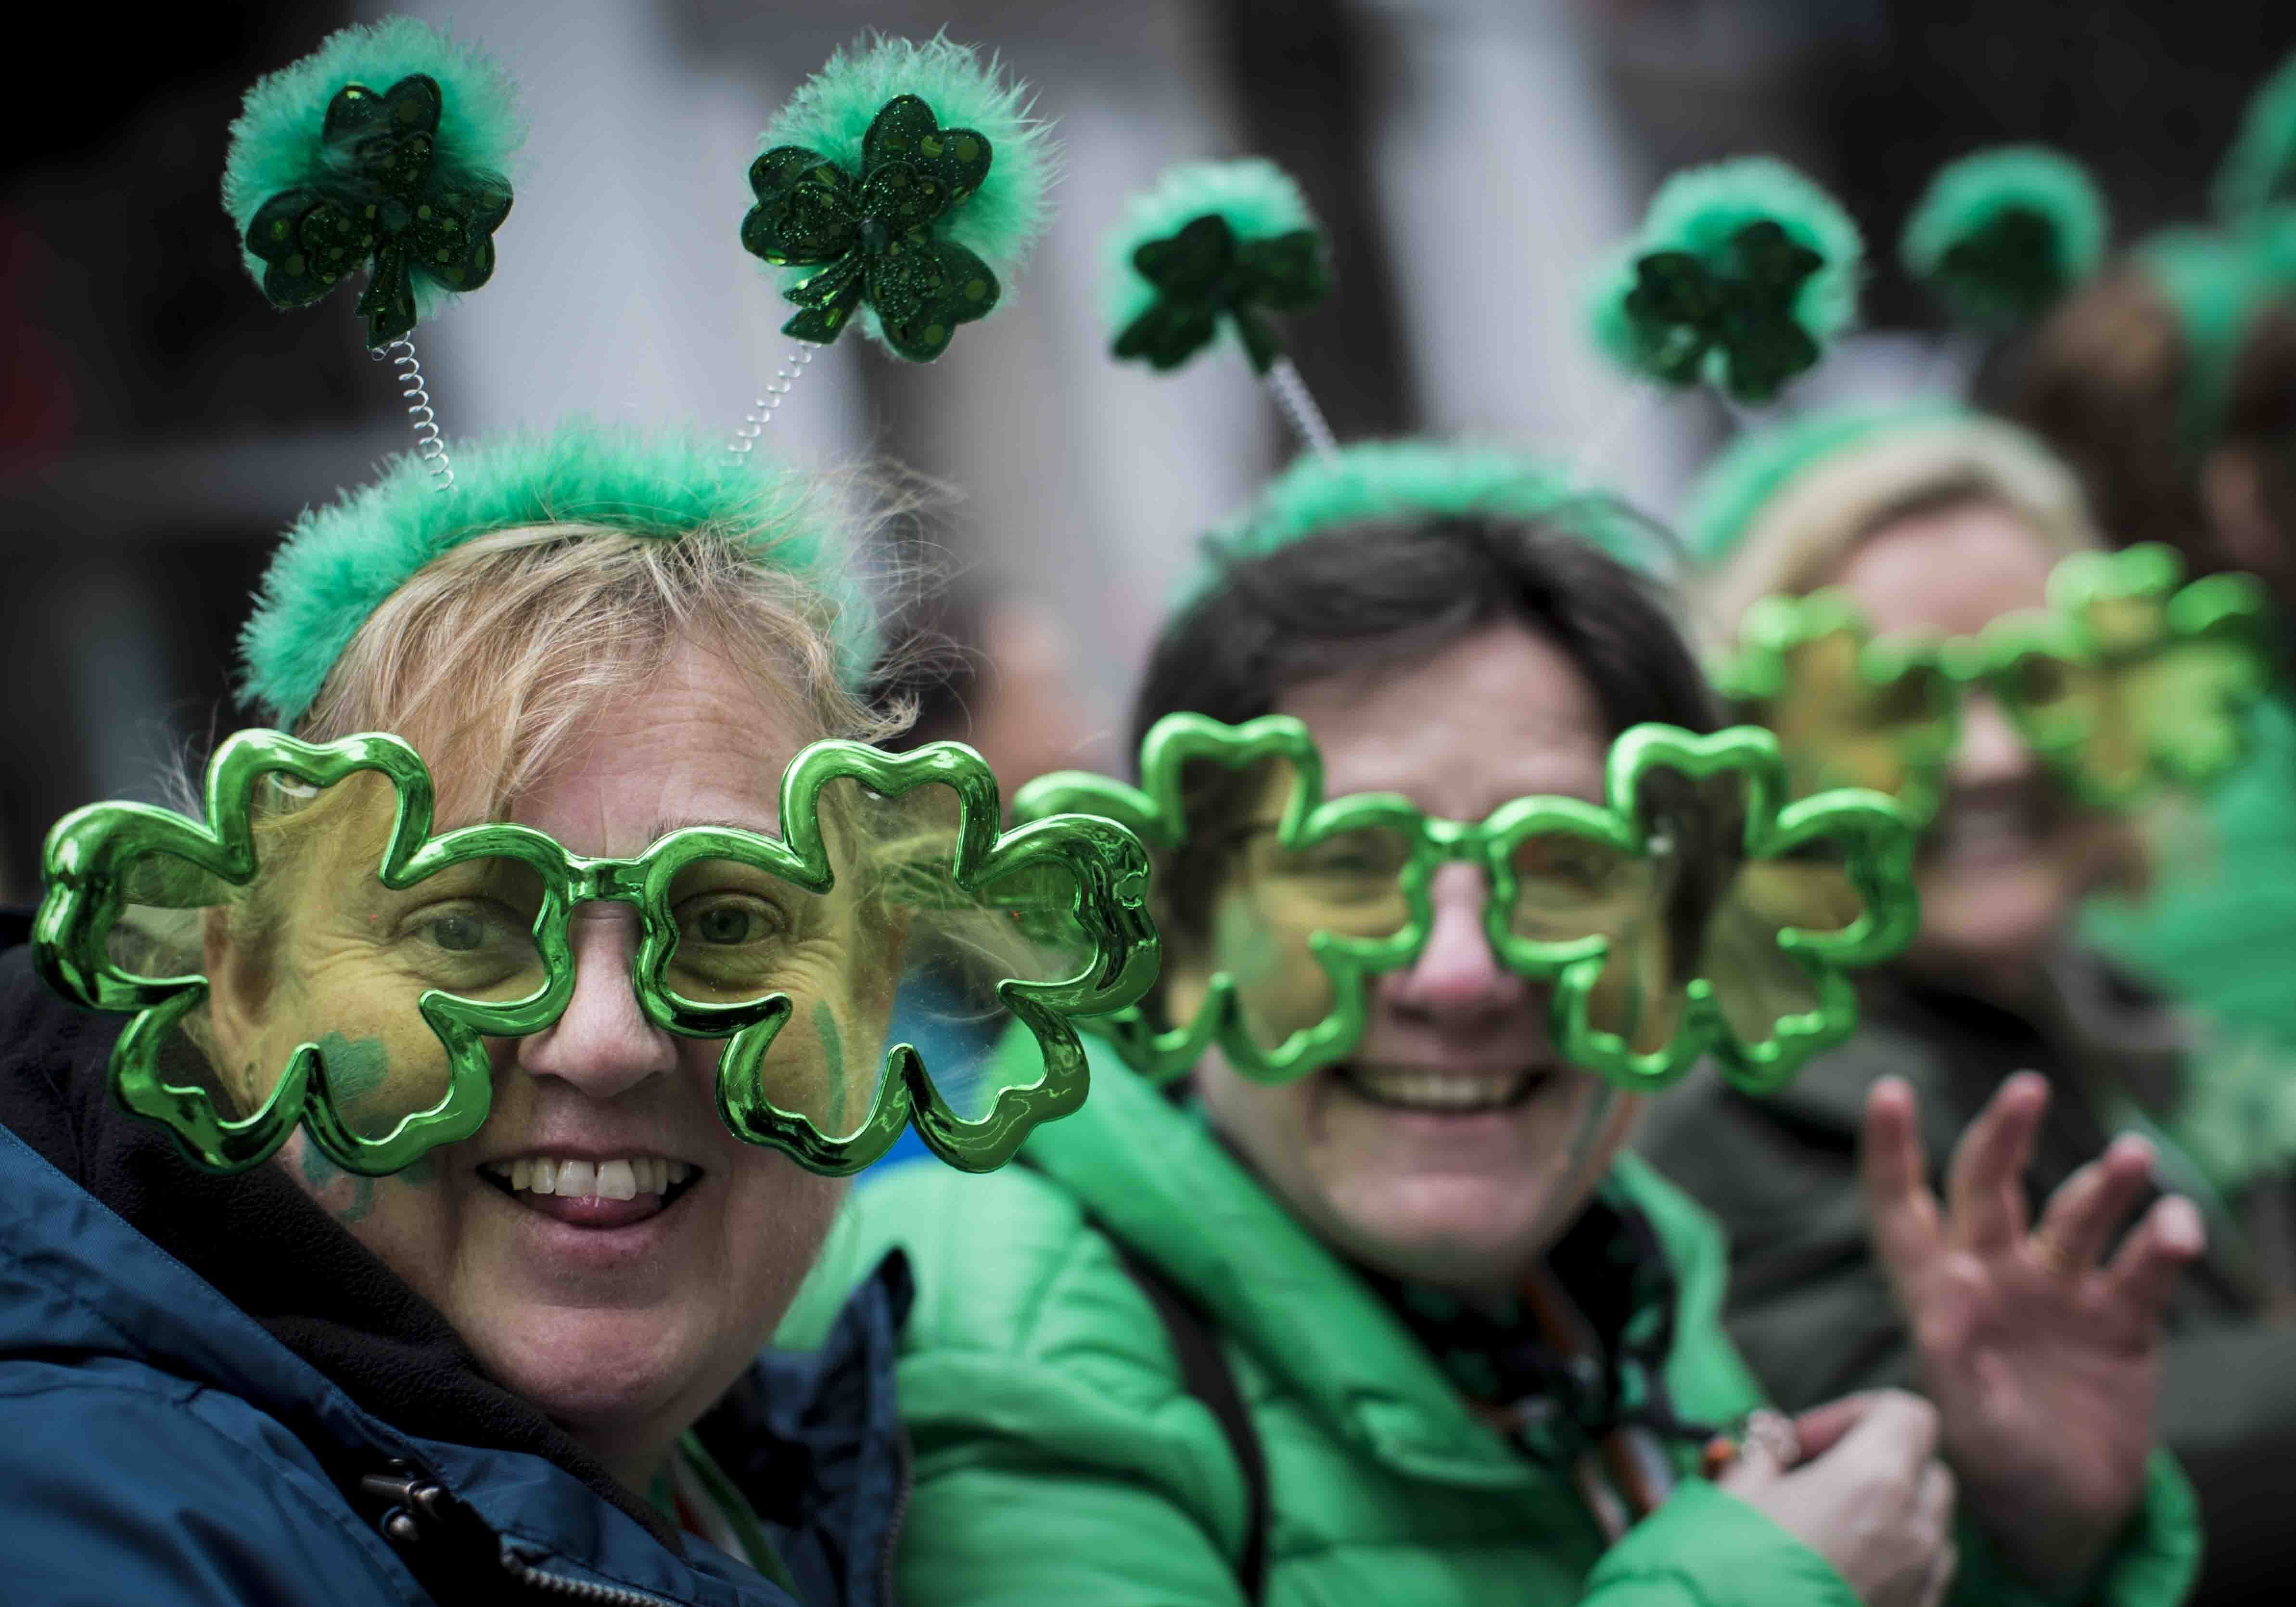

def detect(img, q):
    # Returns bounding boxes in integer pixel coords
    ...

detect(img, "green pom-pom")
[1101,158,1331,373]
[1176,439,1671,611]
[751,33,1055,354]
[1589,156,1863,404]
[222,18,523,339]
[1902,145,2107,331]
[2217,53,2296,220]
[238,421,879,725]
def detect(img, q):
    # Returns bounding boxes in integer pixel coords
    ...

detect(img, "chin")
[1322,1165,1569,1288]
[471,1303,709,1433]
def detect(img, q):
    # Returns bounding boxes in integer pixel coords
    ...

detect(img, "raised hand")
[1861,1071,2204,1588]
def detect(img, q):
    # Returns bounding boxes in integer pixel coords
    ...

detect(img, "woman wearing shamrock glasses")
[1639,404,2296,1603]
[0,422,1158,1607]
[780,442,2200,1607]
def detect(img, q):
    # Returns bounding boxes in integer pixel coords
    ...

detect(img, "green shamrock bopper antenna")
[1587,156,1864,415]
[732,34,1057,453]
[1901,145,2110,334]
[1102,158,1339,456]
[222,18,522,492]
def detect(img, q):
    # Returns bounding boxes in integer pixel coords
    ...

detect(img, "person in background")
[1994,229,2296,1050]
[784,448,2202,1607]
[1640,405,2296,1604]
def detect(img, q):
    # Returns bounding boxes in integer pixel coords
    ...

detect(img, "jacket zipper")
[874,1427,916,1607]
[500,1546,691,1606]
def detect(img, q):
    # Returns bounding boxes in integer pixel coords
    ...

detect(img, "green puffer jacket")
[781,1042,2198,1607]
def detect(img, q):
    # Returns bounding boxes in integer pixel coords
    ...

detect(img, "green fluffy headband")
[1181,439,1678,614]
[238,421,880,726]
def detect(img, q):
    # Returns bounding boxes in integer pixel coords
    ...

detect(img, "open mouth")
[478,1155,703,1229]
[1332,1065,1555,1114]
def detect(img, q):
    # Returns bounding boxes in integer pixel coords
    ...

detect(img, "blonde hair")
[300,520,903,819]
[1697,414,2106,645]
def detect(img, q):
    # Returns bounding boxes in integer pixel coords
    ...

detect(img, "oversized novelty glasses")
[1715,543,2271,823]
[1011,713,1918,1095]
[35,730,1157,1177]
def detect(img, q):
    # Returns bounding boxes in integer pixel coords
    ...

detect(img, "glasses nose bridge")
[561,854,653,911]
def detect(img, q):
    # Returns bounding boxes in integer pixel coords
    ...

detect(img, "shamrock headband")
[36,730,1157,1178]
[237,420,881,728]
[1013,713,1917,1095]
[225,18,522,489]
[1587,156,1865,408]
[1172,438,1683,619]
[731,33,1056,447]
[1715,543,2271,823]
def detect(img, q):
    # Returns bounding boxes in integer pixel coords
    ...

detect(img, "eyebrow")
[643,815,783,843]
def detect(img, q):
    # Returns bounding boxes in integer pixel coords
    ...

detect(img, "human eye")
[675,891,789,949]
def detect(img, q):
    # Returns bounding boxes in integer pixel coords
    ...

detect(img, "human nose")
[514,904,679,1098]
[1381,862,1531,1022]
[1950,693,2035,788]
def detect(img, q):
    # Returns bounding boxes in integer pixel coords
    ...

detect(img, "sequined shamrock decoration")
[243,75,512,345]
[1110,172,1331,372]
[1102,158,1342,452]
[739,37,1054,365]
[36,730,1158,1178]
[1591,157,1863,407]
[1014,713,1918,1095]
[743,96,999,359]
[1901,146,2108,332]
[223,20,521,347]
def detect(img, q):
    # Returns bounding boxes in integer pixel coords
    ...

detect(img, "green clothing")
[1638,953,2283,1604]
[784,1041,2196,1607]
[2087,694,2296,1051]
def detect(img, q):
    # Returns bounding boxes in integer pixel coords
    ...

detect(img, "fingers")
[1862,1077,1940,1277]
[2032,1133,2155,1274]
[2103,1194,2207,1324]
[1917,1540,1961,1607]
[1835,1387,1940,1472]
[1944,1071,2049,1253]
[1791,1393,1880,1462]
[1915,1459,1956,1531]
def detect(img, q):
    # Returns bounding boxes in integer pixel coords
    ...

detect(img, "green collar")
[1017,1037,1741,1489]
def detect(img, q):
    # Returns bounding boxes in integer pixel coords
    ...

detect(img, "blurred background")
[3,0,2292,898]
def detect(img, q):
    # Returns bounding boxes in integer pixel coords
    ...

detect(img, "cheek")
[237,947,458,1137]
[1213,894,1335,1045]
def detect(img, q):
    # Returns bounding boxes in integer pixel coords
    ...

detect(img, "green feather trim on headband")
[1102,158,1331,374]
[1178,440,1671,612]
[1902,145,2108,331]
[2216,52,2296,221]
[237,421,880,726]
[222,18,523,342]
[1681,401,1964,566]
[748,33,1055,356]
[1589,156,1863,404]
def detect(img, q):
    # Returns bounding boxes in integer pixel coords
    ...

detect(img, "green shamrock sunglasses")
[1715,543,2271,823]
[1012,713,1918,1096]
[35,730,1157,1178]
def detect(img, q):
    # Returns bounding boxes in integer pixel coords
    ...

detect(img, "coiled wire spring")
[1263,355,1339,458]
[730,347,816,455]
[370,338,454,492]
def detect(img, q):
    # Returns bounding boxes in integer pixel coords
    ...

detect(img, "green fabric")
[235,418,880,724]
[1635,961,2261,1603]
[780,1036,2189,1605]
[2087,694,2296,1056]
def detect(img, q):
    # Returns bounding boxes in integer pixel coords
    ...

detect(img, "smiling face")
[1831,500,2119,991]
[1185,623,1636,1297]
[205,639,886,1487]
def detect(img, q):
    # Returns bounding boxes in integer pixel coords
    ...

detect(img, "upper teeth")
[484,1156,691,1201]
[1342,1069,1537,1111]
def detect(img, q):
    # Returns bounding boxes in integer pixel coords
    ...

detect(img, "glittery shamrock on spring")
[243,75,512,346]
[1013,713,1919,1095]
[35,731,1159,1179]
[1111,213,1331,373]
[1622,221,1827,404]
[742,95,1000,360]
